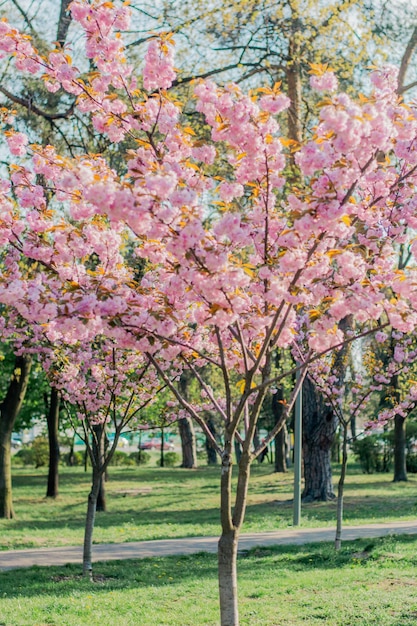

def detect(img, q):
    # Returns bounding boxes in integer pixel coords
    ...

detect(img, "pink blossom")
[6,132,28,156]
[259,94,291,114]
[143,39,176,91]
[219,182,244,202]
[309,71,338,92]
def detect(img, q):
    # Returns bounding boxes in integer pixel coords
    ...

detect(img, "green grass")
[1,535,417,625]
[2,462,417,551]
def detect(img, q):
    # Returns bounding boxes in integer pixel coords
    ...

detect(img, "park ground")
[0,463,417,624]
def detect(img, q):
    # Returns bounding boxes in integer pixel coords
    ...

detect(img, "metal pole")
[293,366,303,526]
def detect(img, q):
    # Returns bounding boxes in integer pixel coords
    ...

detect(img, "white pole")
[293,366,302,526]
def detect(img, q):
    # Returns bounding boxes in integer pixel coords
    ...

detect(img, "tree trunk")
[83,469,100,579]
[350,415,357,441]
[92,424,106,512]
[179,373,198,468]
[178,417,198,467]
[56,0,73,46]
[274,425,288,472]
[206,416,218,465]
[302,377,336,502]
[160,427,164,467]
[0,355,32,519]
[218,529,239,626]
[96,475,106,512]
[272,389,287,472]
[286,18,302,147]
[335,423,348,550]
[46,388,60,498]
[393,414,407,482]
[218,434,241,626]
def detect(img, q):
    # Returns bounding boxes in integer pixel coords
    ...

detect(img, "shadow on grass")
[2,534,417,601]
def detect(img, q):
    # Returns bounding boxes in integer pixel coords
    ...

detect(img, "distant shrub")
[129,451,151,466]
[14,439,50,468]
[108,451,136,466]
[31,437,49,468]
[66,450,84,466]
[11,453,25,466]
[14,447,33,466]
[351,434,391,473]
[162,451,179,467]
[406,453,417,473]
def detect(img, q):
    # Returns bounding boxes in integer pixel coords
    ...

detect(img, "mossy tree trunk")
[0,354,32,519]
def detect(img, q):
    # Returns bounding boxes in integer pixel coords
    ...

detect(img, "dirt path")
[1,520,416,571]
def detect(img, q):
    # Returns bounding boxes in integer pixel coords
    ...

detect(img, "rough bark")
[302,376,336,502]
[178,416,197,468]
[178,373,197,468]
[0,355,32,519]
[274,425,288,472]
[272,389,287,472]
[205,416,218,465]
[56,0,73,47]
[46,388,60,498]
[92,424,106,511]
[393,414,407,482]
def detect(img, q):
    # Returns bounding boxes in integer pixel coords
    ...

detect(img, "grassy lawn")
[1,462,417,551]
[0,535,417,625]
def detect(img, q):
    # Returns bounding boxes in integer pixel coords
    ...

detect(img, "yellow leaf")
[236,379,246,393]
[326,249,343,258]
[308,63,333,76]
[309,309,321,321]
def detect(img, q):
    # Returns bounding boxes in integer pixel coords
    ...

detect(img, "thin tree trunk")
[0,355,32,519]
[0,434,13,519]
[160,427,164,467]
[93,424,106,512]
[335,423,348,551]
[218,434,240,626]
[46,388,60,498]
[393,414,407,482]
[83,469,100,579]
[218,529,239,626]
[350,415,357,441]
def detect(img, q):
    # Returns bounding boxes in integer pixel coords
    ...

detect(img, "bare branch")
[398,26,417,92]
[0,86,75,121]
[10,0,36,36]
[147,352,223,455]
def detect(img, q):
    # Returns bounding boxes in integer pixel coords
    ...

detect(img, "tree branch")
[56,0,73,47]
[0,86,75,121]
[398,26,417,92]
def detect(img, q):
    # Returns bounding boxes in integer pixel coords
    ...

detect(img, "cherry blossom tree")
[306,328,417,550]
[3,2,417,624]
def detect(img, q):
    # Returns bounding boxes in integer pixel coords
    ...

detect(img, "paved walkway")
[0,520,416,571]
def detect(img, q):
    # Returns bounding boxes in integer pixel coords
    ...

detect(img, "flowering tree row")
[2,1,417,624]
